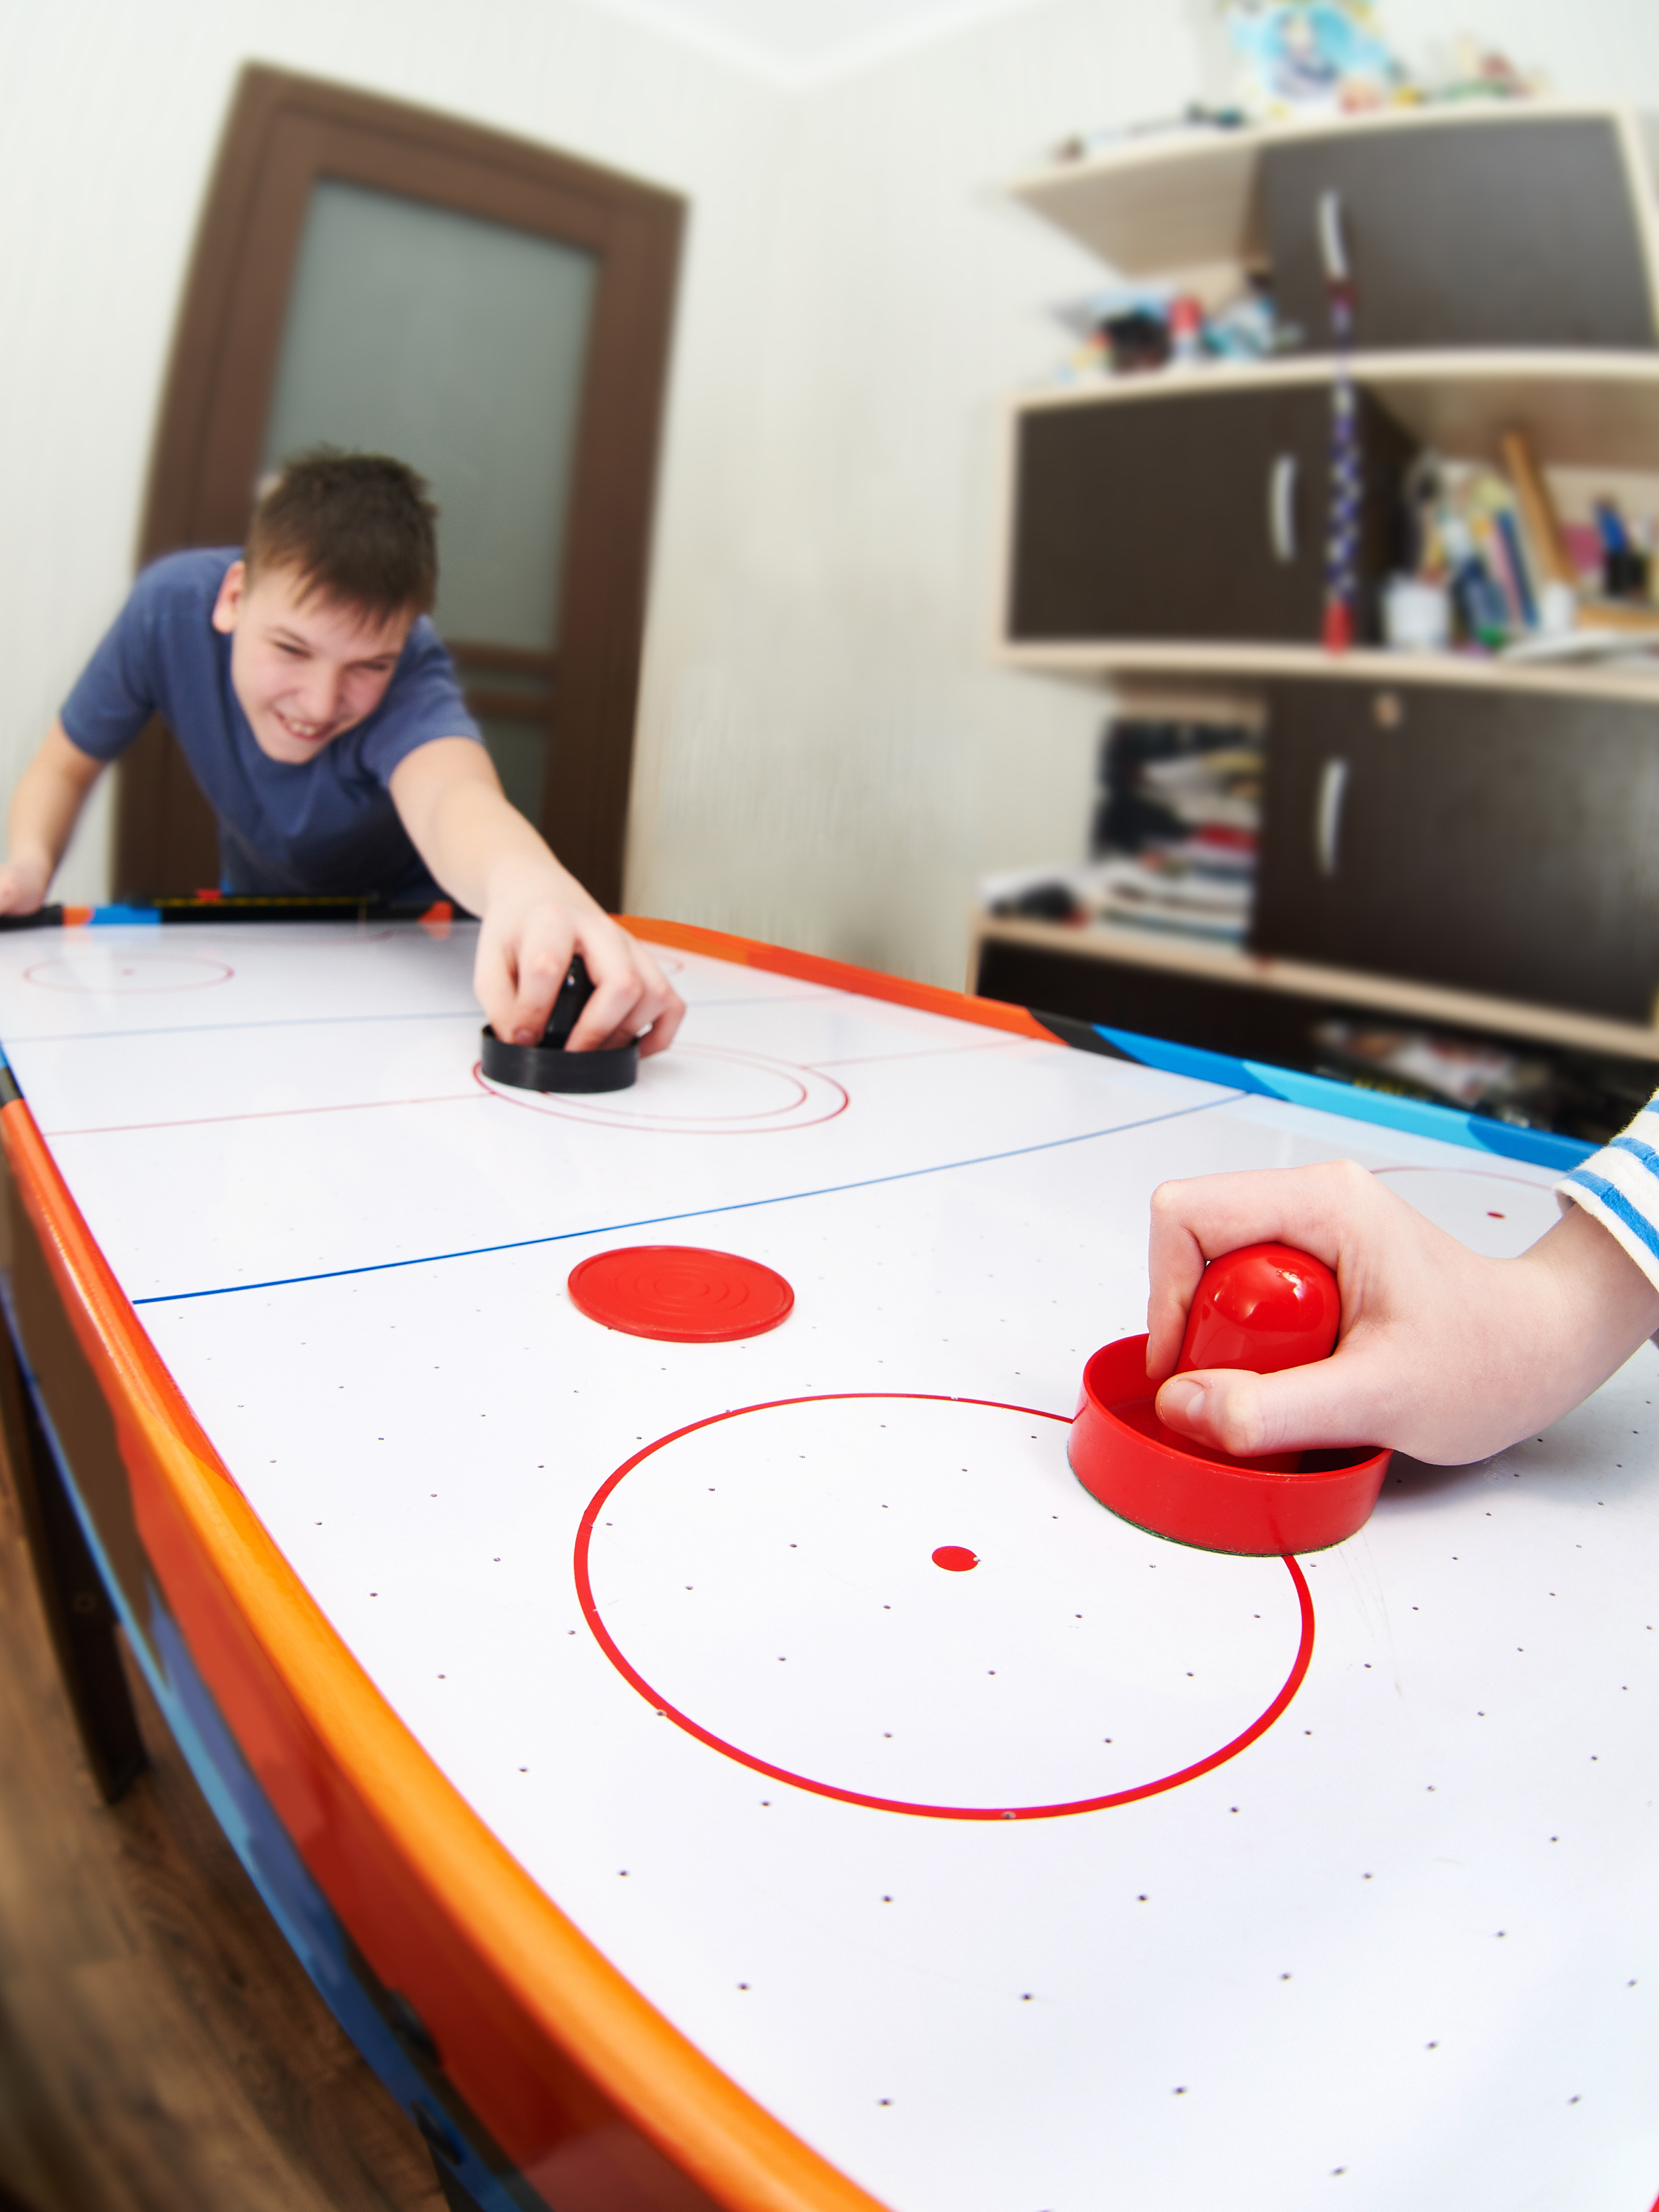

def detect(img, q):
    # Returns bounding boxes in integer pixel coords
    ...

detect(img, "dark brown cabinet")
[1008,383,1409,644]
[1250,680,1659,1022]
[1264,115,1657,354]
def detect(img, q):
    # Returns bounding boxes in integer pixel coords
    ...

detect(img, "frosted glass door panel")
[262,180,597,652]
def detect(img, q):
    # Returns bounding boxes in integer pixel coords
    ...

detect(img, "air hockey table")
[0,906,1652,2212]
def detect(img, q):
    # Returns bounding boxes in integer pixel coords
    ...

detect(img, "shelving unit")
[985,101,1659,1122]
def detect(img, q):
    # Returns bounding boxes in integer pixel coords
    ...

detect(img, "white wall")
[4,0,1659,980]
[627,0,1193,983]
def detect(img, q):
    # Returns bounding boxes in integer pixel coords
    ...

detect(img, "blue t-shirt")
[60,548,484,898]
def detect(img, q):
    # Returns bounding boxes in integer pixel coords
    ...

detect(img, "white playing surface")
[1,921,1653,2212]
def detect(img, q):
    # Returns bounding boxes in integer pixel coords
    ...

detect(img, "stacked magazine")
[980,720,1262,945]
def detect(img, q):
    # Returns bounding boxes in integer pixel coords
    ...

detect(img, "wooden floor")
[0,1432,445,2212]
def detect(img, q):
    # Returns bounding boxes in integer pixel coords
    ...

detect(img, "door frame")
[119,63,685,910]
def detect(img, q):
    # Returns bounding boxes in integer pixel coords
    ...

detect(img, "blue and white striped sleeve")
[1557,1091,1659,1289]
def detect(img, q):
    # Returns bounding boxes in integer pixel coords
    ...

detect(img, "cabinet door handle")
[1316,757,1349,878]
[1317,188,1349,284]
[1268,456,1298,562]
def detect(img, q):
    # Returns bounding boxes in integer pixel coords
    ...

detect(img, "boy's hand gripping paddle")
[481,953,640,1093]
[1068,1243,1390,1556]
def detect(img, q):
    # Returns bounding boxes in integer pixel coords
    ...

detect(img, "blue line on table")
[130,1090,1244,1307]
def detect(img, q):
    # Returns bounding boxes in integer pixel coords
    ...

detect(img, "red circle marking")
[24,953,233,993]
[574,1393,1316,1822]
[473,1045,849,1135]
[932,1546,979,1572]
[568,1246,795,1343]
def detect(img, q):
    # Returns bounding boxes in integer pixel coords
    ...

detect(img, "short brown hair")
[245,448,439,621]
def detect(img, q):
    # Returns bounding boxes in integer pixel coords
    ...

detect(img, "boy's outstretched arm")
[1146,1159,1659,1466]
[391,739,684,1054]
[0,723,106,913]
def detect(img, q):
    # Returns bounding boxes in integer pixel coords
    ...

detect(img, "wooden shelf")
[1011,125,1267,285]
[995,639,1659,703]
[974,914,1659,1061]
[1010,100,1658,284]
[1016,351,1659,472]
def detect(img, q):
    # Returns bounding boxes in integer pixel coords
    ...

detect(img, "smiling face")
[211,559,415,765]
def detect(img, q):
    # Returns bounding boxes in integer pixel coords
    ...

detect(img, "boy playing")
[0,450,682,1057]
[1146,1129,1659,1466]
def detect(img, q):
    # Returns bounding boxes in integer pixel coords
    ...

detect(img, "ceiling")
[582,0,1054,86]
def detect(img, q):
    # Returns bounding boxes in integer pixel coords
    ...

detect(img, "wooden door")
[1250,680,1659,1021]
[1007,384,1406,645]
[118,66,683,910]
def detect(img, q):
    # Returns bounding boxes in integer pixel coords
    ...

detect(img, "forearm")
[1522,1198,1659,1419]
[423,777,596,921]
[12,721,101,867]
[2,723,105,911]
[391,740,594,917]
[389,738,683,1054]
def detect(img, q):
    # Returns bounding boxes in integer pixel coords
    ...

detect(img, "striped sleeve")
[1557,1091,1659,1289]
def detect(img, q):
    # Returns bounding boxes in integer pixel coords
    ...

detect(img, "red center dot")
[932,1546,979,1572]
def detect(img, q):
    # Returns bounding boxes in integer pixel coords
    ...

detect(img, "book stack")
[979,719,1263,946]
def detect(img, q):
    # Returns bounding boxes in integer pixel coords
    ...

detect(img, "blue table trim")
[1090,1025,1595,1175]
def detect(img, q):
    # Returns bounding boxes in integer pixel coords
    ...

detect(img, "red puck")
[567,1246,795,1343]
